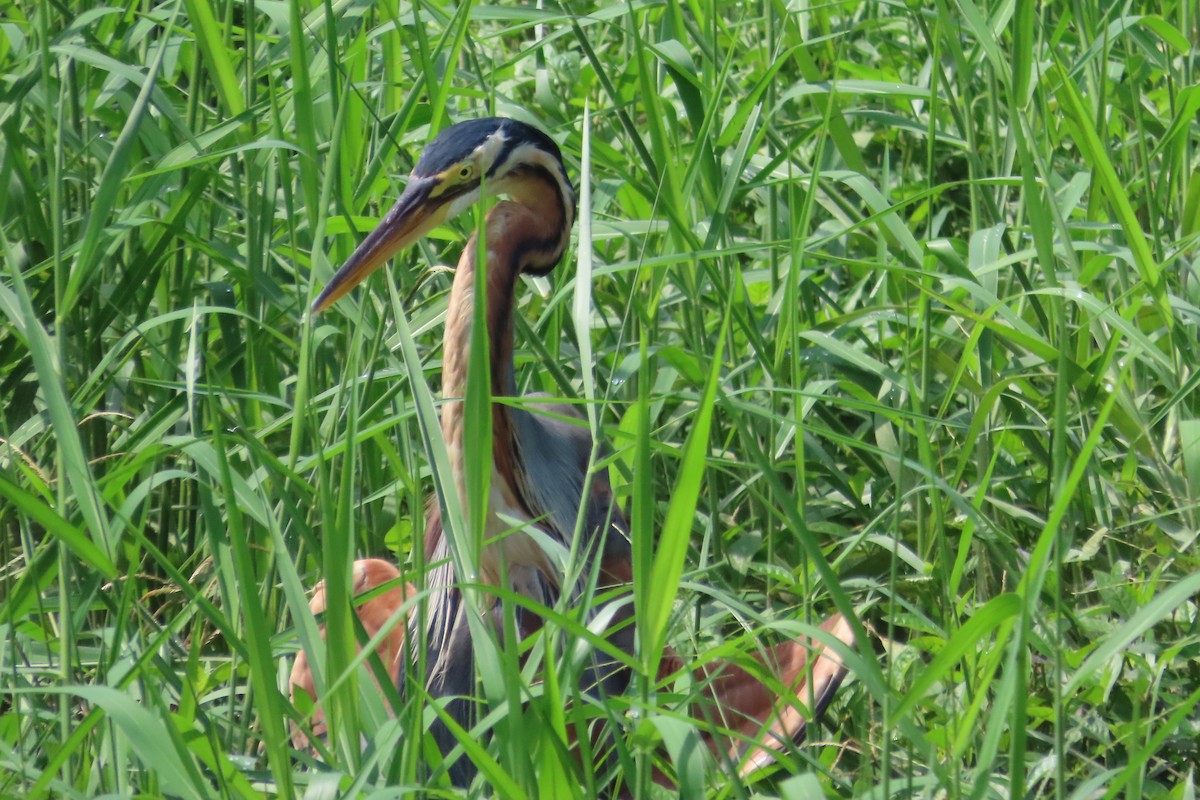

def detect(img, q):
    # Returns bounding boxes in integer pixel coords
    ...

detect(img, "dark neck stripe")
[513,164,570,275]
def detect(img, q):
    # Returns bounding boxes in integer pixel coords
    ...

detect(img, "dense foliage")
[1,1,1197,797]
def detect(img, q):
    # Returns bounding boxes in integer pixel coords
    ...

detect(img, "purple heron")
[294,117,853,784]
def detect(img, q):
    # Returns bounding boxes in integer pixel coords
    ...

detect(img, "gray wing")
[512,397,629,562]
[512,397,633,697]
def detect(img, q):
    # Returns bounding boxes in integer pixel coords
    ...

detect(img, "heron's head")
[313,117,575,313]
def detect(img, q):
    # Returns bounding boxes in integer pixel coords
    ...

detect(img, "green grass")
[2,0,1199,797]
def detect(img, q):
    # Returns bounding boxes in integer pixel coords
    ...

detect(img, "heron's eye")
[458,164,473,181]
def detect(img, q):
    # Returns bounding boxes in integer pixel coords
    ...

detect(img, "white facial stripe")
[505,142,575,222]
[510,144,570,192]
[474,128,509,175]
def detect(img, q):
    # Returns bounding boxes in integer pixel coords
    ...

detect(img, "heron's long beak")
[312,175,446,313]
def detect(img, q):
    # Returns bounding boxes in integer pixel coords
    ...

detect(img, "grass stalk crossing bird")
[294,116,854,786]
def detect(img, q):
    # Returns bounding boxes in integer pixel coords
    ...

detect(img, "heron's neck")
[441,224,519,403]
[440,202,548,513]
